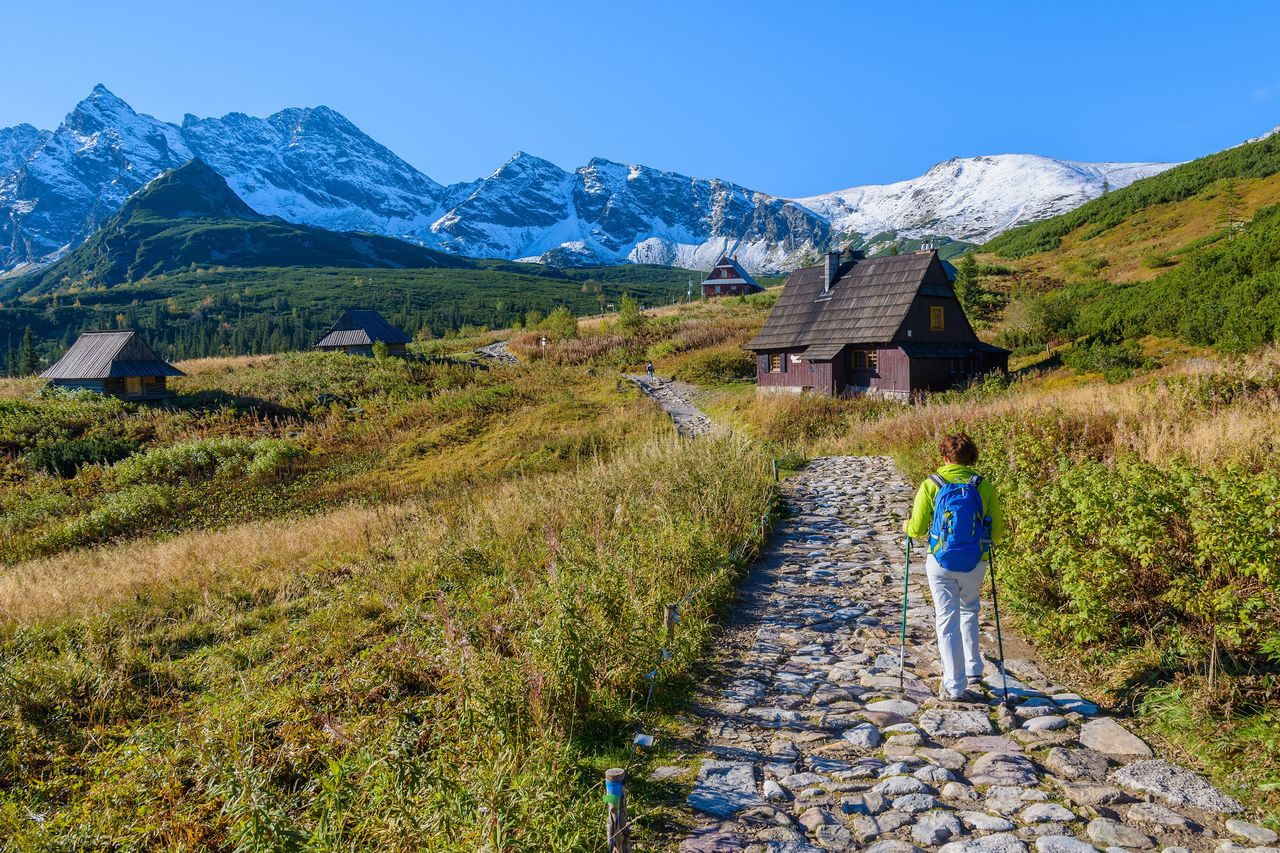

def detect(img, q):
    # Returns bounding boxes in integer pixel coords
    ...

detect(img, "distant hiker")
[905,432,1004,702]
[646,361,656,382]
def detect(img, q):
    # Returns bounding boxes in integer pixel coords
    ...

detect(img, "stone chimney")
[823,251,841,294]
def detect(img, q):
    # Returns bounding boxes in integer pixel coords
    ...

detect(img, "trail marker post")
[604,768,631,852]
[772,459,779,481]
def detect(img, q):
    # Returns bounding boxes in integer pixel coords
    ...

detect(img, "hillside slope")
[10,160,465,297]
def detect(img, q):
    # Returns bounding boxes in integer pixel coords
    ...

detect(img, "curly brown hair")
[939,432,979,465]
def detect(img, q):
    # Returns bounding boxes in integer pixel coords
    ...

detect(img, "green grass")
[986,131,1280,258]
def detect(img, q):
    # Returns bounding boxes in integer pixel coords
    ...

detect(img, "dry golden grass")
[810,349,1280,470]
[172,352,280,376]
[977,171,1280,289]
[0,502,414,628]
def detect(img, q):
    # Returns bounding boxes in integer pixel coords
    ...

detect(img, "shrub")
[678,349,755,384]
[1062,336,1150,382]
[26,437,138,478]
[1141,251,1176,269]
[109,437,308,486]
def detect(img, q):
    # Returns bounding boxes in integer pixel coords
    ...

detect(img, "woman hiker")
[904,432,1005,703]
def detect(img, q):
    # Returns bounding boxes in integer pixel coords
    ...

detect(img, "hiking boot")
[967,676,985,690]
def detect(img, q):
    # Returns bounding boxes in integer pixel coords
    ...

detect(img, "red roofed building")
[701,255,762,298]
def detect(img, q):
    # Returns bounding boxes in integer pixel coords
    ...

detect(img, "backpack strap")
[928,474,946,488]
[968,474,982,486]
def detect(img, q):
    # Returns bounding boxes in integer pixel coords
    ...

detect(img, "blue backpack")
[927,473,991,572]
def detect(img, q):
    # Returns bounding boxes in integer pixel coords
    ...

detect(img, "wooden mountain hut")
[701,255,763,298]
[744,249,1009,399]
[315,310,411,356]
[41,330,184,399]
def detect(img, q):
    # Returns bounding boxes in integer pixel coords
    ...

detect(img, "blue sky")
[4,0,1280,196]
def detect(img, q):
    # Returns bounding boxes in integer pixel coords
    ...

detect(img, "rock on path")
[676,457,1262,853]
[627,375,718,438]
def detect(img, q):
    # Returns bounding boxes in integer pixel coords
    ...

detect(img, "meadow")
[0,306,782,849]
[1,281,1278,847]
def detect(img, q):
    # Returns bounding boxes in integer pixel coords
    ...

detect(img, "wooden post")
[605,767,630,852]
[663,604,677,647]
[772,459,779,481]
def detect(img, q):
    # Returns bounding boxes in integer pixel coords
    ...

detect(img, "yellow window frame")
[930,305,945,331]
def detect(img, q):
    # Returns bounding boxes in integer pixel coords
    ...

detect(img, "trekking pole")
[988,543,1015,709]
[898,536,911,695]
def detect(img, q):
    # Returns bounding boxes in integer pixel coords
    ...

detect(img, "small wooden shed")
[42,330,184,399]
[315,310,411,356]
[745,249,1009,398]
[702,255,763,298]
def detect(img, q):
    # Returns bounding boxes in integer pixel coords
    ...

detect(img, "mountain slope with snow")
[796,154,1172,244]
[0,85,1179,274]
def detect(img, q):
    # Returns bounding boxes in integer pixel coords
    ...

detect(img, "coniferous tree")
[5,346,15,377]
[19,326,38,375]
[953,254,983,316]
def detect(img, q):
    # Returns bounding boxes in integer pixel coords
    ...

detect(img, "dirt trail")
[665,456,1269,853]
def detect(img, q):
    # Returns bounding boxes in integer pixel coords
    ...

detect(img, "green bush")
[1062,336,1151,382]
[678,350,755,384]
[109,437,308,486]
[26,436,139,478]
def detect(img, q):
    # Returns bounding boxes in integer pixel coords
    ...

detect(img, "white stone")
[1036,837,1099,853]
[1077,718,1152,757]
[1021,803,1077,824]
[1113,760,1243,814]
[1225,820,1279,846]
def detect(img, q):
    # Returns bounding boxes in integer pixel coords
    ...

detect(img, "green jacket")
[905,463,1005,559]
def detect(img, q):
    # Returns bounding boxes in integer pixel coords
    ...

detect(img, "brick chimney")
[823,251,841,294]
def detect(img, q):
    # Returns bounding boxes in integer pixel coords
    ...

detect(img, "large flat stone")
[939,832,1030,853]
[680,824,747,850]
[954,736,1023,754]
[919,708,996,738]
[1113,759,1243,814]
[1085,818,1154,849]
[1043,747,1110,782]
[1078,718,1152,758]
[688,761,762,817]
[680,823,748,852]
[969,751,1039,786]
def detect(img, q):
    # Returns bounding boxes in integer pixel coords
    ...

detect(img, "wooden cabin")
[702,255,763,298]
[744,250,1009,399]
[42,330,184,399]
[315,310,411,356]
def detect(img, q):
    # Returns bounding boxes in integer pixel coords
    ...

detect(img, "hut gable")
[315,310,411,353]
[701,255,762,297]
[745,250,1009,397]
[42,330,184,380]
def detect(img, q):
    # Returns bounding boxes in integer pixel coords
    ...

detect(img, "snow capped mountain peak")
[797,152,1172,245]
[0,87,1189,275]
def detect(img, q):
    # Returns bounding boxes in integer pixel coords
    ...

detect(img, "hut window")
[126,377,142,396]
[851,349,878,371]
[768,353,783,372]
[930,305,945,331]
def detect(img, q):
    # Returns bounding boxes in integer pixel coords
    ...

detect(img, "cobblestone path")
[626,375,718,438]
[668,457,1272,853]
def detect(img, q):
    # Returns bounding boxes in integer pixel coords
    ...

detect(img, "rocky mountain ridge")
[0,85,1177,274]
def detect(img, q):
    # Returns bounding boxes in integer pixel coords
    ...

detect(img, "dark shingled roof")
[315,310,412,348]
[42,330,184,380]
[745,252,937,352]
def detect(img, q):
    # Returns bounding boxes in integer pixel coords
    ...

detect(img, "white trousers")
[925,554,988,696]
